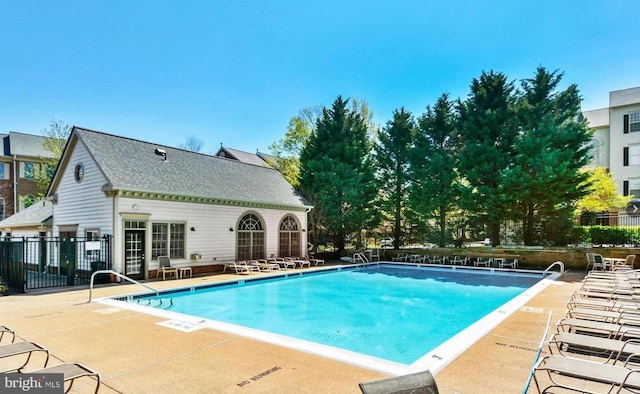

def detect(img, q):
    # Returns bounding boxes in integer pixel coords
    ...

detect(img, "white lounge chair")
[549,331,640,364]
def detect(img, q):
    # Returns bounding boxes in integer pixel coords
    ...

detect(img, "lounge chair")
[255,259,280,271]
[549,332,640,365]
[358,369,439,394]
[557,317,640,340]
[0,341,50,372]
[0,326,15,343]
[272,257,296,270]
[156,256,178,280]
[21,362,101,394]
[450,255,469,265]
[474,257,492,267]
[532,355,640,393]
[306,255,325,266]
[496,258,518,268]
[229,261,259,275]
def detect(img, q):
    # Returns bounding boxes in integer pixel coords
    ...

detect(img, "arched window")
[278,215,301,257]
[591,137,603,165]
[237,213,265,261]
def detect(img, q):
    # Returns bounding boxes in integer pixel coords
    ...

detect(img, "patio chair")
[358,369,439,394]
[255,259,280,271]
[532,354,640,393]
[0,326,15,343]
[22,362,101,394]
[0,341,50,373]
[156,256,178,280]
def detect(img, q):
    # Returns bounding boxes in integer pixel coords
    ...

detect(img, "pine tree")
[375,108,416,249]
[299,96,377,254]
[509,67,594,245]
[410,94,460,247]
[458,71,516,246]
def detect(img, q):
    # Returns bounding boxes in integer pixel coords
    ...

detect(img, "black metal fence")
[0,235,112,292]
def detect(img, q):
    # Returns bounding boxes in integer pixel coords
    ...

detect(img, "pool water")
[128,265,541,365]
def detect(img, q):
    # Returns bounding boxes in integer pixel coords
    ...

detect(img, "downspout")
[12,155,17,214]
[112,190,120,281]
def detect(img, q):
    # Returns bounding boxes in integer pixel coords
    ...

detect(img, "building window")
[0,198,4,221]
[237,213,265,261]
[279,215,301,257]
[630,145,640,166]
[590,138,602,165]
[74,163,84,182]
[151,223,185,259]
[0,163,5,180]
[630,111,640,133]
[22,162,35,179]
[630,179,640,198]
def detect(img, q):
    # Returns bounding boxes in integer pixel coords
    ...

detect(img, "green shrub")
[578,226,640,246]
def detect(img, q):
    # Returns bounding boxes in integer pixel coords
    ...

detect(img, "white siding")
[609,102,640,194]
[118,197,307,271]
[53,141,113,236]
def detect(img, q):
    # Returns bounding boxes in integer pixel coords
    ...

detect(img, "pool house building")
[34,126,311,282]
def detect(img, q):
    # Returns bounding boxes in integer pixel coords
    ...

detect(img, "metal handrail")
[88,270,159,303]
[353,252,369,264]
[543,261,565,275]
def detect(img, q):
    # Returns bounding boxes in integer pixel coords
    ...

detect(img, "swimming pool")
[101,263,558,375]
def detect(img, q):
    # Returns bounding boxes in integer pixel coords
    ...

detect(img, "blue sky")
[1,1,639,154]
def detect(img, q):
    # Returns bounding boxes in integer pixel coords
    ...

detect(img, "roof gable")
[0,200,53,229]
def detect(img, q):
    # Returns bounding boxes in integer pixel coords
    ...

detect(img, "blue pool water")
[127,264,542,365]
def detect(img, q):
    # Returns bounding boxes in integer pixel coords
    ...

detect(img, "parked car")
[381,238,394,248]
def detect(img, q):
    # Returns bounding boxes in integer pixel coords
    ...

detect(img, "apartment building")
[0,131,55,221]
[583,86,640,199]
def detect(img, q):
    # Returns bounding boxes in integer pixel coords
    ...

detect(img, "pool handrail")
[88,270,159,303]
[543,261,564,275]
[353,252,369,264]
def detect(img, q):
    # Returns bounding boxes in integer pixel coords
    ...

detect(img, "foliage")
[0,277,7,296]
[506,67,593,245]
[576,167,631,214]
[179,135,205,152]
[374,108,416,249]
[457,71,516,246]
[410,94,460,247]
[30,120,70,202]
[269,106,321,187]
[299,96,378,254]
[581,226,640,246]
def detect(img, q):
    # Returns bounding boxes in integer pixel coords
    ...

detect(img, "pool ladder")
[88,269,159,303]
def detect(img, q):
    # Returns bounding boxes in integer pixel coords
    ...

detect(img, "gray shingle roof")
[5,132,54,158]
[72,127,311,209]
[0,200,53,228]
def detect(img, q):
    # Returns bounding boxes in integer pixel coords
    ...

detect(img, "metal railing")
[88,270,158,303]
[543,261,565,275]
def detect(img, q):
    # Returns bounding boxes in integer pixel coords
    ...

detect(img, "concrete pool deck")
[0,265,585,393]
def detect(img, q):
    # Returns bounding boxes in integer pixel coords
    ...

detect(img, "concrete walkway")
[0,268,584,393]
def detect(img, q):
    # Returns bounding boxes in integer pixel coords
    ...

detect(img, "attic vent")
[154,148,167,161]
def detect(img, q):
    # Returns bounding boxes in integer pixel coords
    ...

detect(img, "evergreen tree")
[299,96,378,254]
[410,94,460,247]
[375,108,416,249]
[509,67,593,245]
[458,71,516,246]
